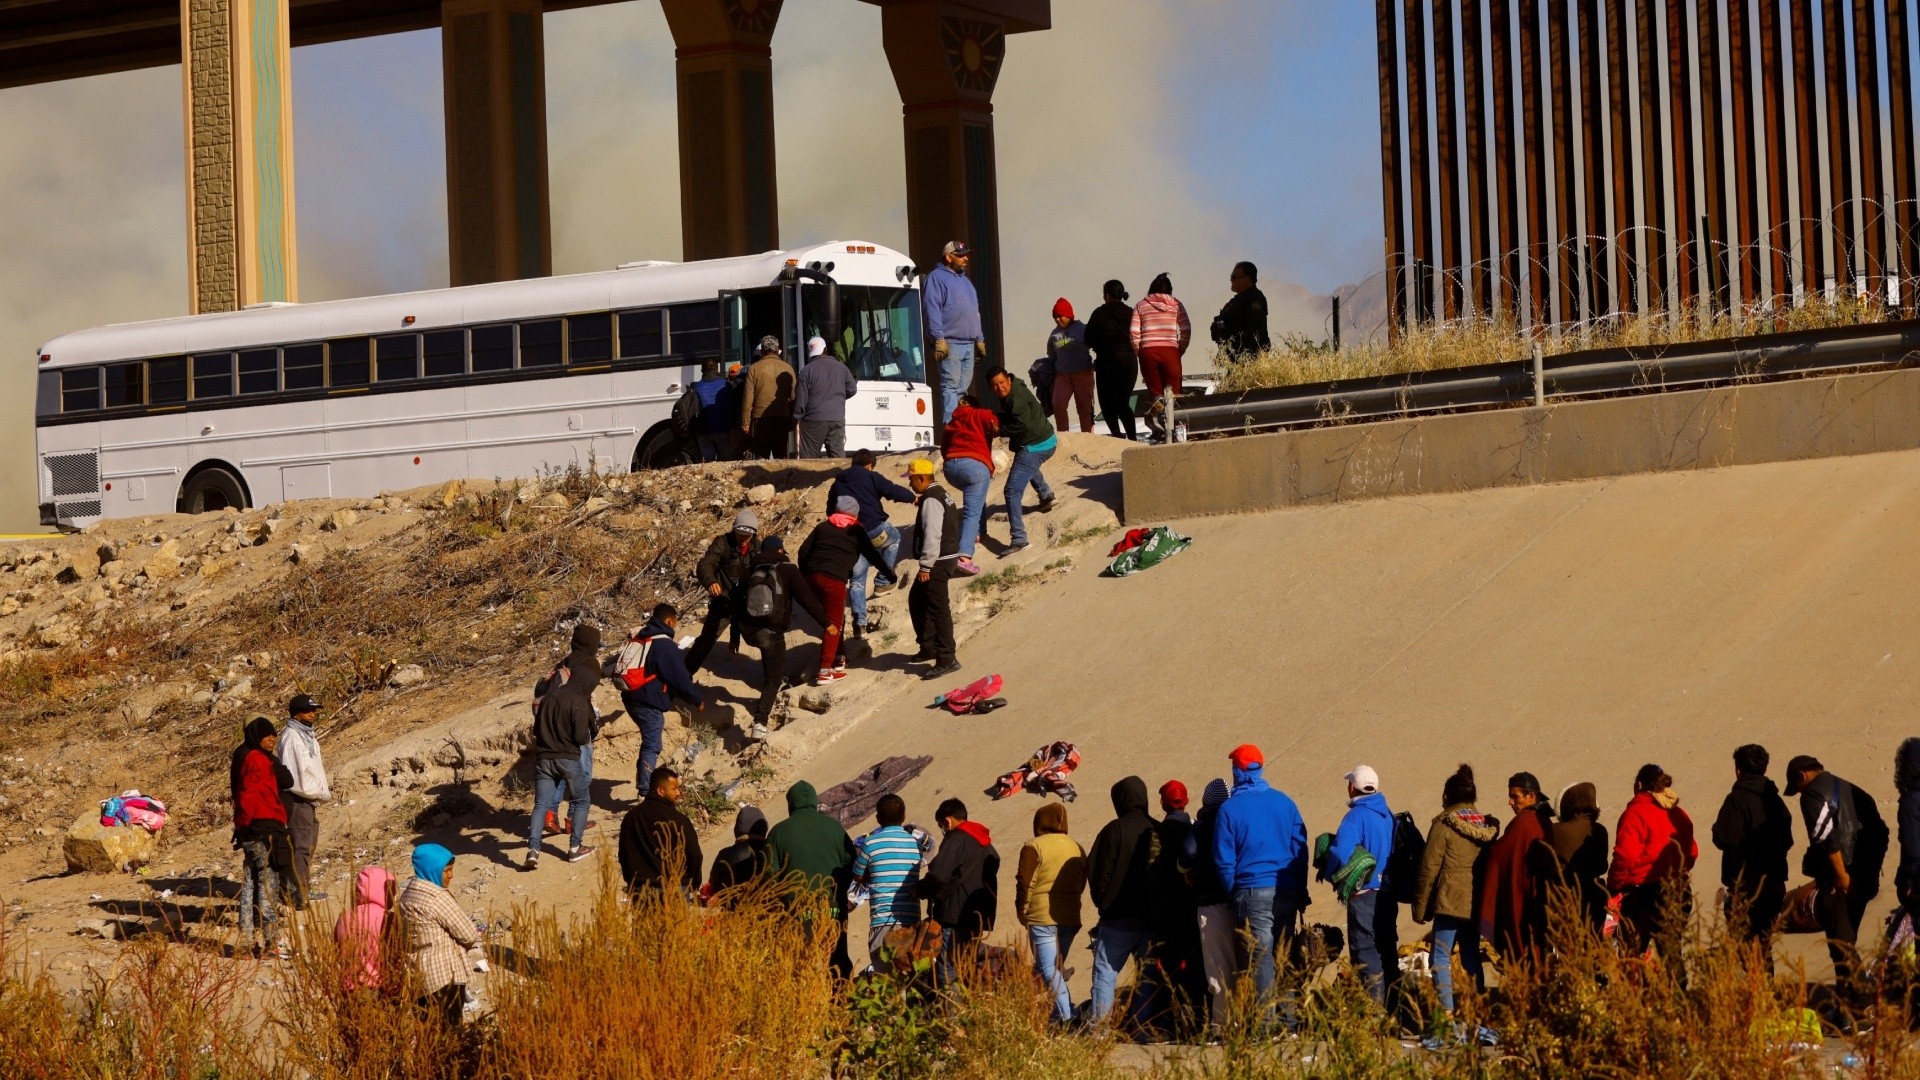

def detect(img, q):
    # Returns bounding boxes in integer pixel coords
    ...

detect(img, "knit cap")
[1201,778,1231,809]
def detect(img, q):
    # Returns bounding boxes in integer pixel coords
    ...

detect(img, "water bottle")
[1173,421,1188,443]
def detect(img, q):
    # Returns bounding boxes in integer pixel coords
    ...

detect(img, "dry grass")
[1215,293,1898,395]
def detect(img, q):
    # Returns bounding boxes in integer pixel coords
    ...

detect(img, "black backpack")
[670,385,702,438]
[1028,356,1056,409]
[1385,810,1426,904]
[742,562,790,625]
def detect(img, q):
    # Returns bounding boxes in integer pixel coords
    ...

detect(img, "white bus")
[33,242,933,527]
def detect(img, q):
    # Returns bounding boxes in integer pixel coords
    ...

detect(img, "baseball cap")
[944,240,972,258]
[904,458,937,477]
[1159,780,1189,811]
[1345,765,1380,794]
[1783,754,1823,794]
[1229,744,1263,770]
[288,693,321,716]
[757,335,782,356]
[761,535,785,552]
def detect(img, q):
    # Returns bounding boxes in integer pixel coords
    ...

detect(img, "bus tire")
[634,426,693,471]
[178,466,248,514]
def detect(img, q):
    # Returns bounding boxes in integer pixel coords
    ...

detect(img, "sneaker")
[544,809,561,834]
[566,845,595,863]
[523,852,540,871]
[749,723,771,741]
[833,657,847,673]
[305,890,329,903]
[907,650,937,663]
[815,669,847,684]
[864,621,885,634]
[923,660,962,681]
[956,557,982,576]
[1036,496,1056,513]
[1005,542,1030,556]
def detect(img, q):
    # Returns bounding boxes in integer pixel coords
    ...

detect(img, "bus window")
[329,338,371,388]
[472,325,514,372]
[239,349,279,394]
[150,357,188,405]
[617,309,664,358]
[424,330,466,377]
[104,362,144,407]
[61,367,101,413]
[520,320,562,367]
[568,313,612,364]
[283,344,324,390]
[377,335,420,382]
[670,301,721,359]
[193,353,234,400]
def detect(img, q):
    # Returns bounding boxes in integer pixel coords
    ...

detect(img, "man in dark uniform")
[1211,261,1271,361]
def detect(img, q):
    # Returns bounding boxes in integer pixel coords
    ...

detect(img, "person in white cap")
[794,335,857,459]
[1328,764,1400,1005]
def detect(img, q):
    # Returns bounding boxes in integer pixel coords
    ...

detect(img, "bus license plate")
[874,427,892,442]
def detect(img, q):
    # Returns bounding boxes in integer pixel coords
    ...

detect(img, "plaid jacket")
[397,878,483,993]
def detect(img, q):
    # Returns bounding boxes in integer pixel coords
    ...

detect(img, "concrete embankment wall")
[1123,366,1920,522]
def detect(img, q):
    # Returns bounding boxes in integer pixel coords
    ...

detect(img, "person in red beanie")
[1046,298,1096,433]
[1145,779,1205,1033]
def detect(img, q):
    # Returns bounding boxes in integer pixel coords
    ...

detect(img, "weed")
[679,776,735,825]
[966,566,1030,596]
[1057,522,1116,546]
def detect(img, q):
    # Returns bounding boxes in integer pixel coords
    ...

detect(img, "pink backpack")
[933,674,1005,715]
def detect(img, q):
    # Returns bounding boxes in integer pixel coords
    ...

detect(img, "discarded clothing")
[933,674,1004,715]
[1104,527,1192,577]
[817,756,934,829]
[100,791,168,832]
[1108,528,1155,557]
[1313,832,1376,903]
[987,741,1081,803]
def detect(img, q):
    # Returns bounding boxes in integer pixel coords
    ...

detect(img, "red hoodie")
[1608,790,1698,891]
[232,748,288,832]
[941,405,999,474]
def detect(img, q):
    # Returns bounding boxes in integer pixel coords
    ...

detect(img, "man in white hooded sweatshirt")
[277,693,332,908]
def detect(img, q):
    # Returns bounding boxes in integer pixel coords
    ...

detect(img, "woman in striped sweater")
[1129,273,1193,408]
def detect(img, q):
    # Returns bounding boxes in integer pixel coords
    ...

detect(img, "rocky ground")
[0,434,1131,1012]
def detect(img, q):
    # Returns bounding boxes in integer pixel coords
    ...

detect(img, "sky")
[0,0,1385,528]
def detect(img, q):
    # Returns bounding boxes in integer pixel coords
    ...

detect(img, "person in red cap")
[1145,779,1205,1032]
[1045,298,1095,433]
[1211,743,1309,1005]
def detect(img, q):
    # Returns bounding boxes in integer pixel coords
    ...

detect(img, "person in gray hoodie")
[794,336,858,458]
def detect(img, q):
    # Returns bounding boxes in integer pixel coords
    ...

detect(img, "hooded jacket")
[333,865,395,991]
[531,672,596,761]
[697,531,756,595]
[1411,806,1497,923]
[1087,776,1160,920]
[608,619,701,713]
[1478,804,1551,958]
[1899,739,1920,901]
[990,374,1055,450]
[1016,810,1086,928]
[1129,292,1192,353]
[1712,774,1794,895]
[1182,804,1232,908]
[1047,319,1093,375]
[1330,791,1396,895]
[1608,790,1698,891]
[1546,785,1610,933]
[941,404,1000,472]
[277,717,330,803]
[619,792,702,896]
[1211,765,1309,895]
[920,818,1000,936]
[1084,300,1139,380]
[827,467,916,536]
[232,719,289,836]
[764,782,857,917]
[737,551,828,633]
[798,519,886,583]
[710,806,769,893]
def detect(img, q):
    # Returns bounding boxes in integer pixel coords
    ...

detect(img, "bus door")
[719,287,791,369]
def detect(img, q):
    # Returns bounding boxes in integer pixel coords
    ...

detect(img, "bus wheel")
[179,466,247,514]
[635,428,693,471]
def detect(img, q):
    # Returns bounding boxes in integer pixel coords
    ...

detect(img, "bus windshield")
[805,285,925,385]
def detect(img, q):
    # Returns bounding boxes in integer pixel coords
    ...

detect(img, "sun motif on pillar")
[938,16,1005,96]
[725,0,781,35]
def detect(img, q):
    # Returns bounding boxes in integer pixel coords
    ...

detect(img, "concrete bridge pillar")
[441,0,553,285]
[660,0,784,261]
[882,1,1008,362]
[181,0,298,313]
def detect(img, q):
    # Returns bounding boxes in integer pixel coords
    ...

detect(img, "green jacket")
[992,375,1055,449]
[764,781,857,917]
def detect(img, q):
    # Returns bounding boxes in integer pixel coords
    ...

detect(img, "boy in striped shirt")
[852,794,933,968]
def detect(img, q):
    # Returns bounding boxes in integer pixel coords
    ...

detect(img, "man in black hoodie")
[919,797,999,981]
[1897,739,1920,928]
[1711,743,1794,947]
[736,536,827,739]
[534,623,604,840]
[1786,754,1889,983]
[708,805,769,895]
[1087,775,1160,1024]
[687,511,760,676]
[527,628,601,868]
[618,766,701,899]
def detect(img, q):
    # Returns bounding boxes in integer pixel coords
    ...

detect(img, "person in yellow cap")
[904,458,961,678]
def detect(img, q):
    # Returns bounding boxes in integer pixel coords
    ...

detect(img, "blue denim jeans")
[939,341,976,425]
[942,457,992,557]
[1347,890,1400,1004]
[1429,913,1483,1014]
[1003,444,1056,546]
[1089,916,1151,1022]
[624,698,665,794]
[1028,924,1080,1023]
[1233,886,1299,1000]
[849,523,901,625]
[530,754,590,853]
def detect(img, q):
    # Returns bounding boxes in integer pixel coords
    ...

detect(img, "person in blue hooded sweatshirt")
[397,843,485,1025]
[1210,743,1308,1002]
[1328,764,1399,1004]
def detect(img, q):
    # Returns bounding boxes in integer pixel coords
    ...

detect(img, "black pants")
[285,797,318,907]
[1727,881,1786,946]
[747,626,787,723]
[909,571,955,662]
[1097,364,1139,440]
[686,595,736,676]
[1816,880,1864,982]
[419,983,464,1028]
[749,417,794,459]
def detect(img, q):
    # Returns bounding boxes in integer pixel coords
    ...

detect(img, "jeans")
[942,457,991,557]
[1347,890,1399,1004]
[1196,903,1237,1028]
[624,698,665,794]
[1028,924,1080,1023]
[1090,916,1151,1023]
[238,837,279,939]
[1004,444,1057,547]
[938,341,976,425]
[849,523,901,626]
[1429,913,1482,1014]
[695,432,731,462]
[797,420,845,458]
[530,755,590,853]
[1233,886,1298,1000]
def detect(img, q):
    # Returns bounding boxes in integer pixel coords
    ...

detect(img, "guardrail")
[1167,319,1920,438]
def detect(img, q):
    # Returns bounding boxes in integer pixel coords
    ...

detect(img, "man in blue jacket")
[1328,764,1399,1004]
[923,241,986,425]
[606,604,703,798]
[827,449,917,635]
[1211,743,1308,1001]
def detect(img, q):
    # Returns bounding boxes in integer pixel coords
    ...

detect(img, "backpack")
[670,385,702,437]
[1028,356,1056,408]
[614,633,667,694]
[1385,810,1426,904]
[742,562,790,624]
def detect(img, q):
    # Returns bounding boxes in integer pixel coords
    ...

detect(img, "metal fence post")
[1332,295,1343,351]
[1532,342,1545,405]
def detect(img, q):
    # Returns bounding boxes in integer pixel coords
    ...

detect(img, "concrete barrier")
[1123,366,1920,522]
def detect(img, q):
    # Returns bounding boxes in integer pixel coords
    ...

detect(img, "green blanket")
[1105,526,1193,577]
[1313,832,1377,904]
